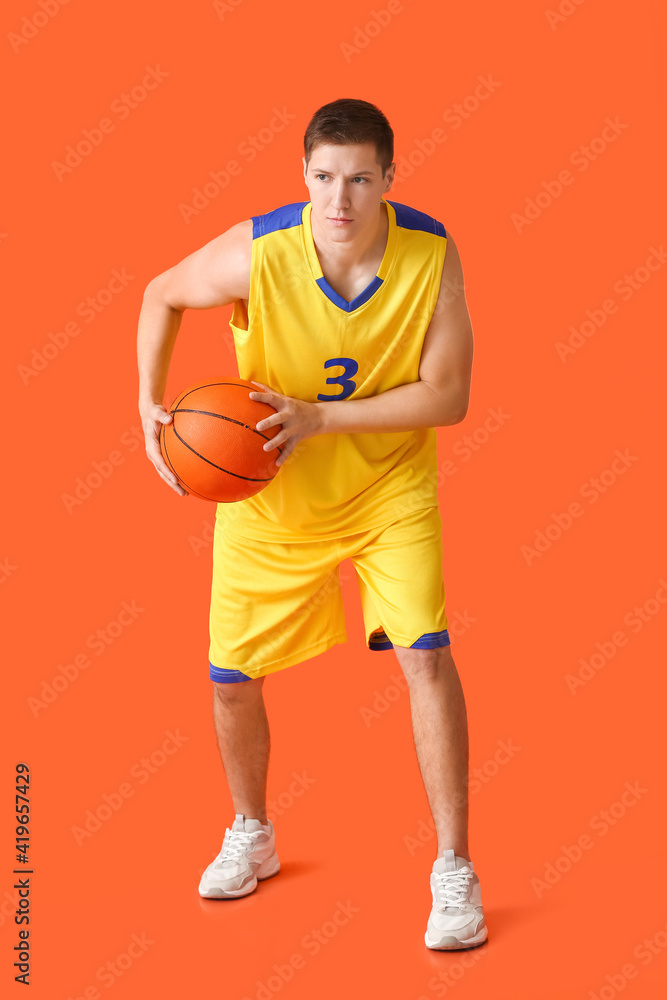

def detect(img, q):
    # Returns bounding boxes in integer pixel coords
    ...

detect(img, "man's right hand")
[140,400,188,496]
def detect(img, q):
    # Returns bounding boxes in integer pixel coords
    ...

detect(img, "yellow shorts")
[208,505,450,682]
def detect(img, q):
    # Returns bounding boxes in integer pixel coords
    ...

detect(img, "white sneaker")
[198,814,280,898]
[424,850,488,950]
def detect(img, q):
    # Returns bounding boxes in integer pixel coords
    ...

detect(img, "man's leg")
[212,676,270,825]
[392,643,469,860]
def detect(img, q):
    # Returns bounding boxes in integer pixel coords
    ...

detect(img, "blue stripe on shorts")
[210,662,253,683]
[369,628,451,651]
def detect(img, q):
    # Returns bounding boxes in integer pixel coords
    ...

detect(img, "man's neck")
[310,201,388,273]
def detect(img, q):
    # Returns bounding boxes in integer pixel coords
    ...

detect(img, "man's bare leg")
[392,644,470,860]
[212,677,270,825]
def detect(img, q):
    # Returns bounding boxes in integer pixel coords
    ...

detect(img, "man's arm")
[316,232,473,432]
[250,232,474,465]
[137,219,252,494]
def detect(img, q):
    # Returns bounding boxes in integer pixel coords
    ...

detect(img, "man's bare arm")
[304,232,473,434]
[137,219,252,494]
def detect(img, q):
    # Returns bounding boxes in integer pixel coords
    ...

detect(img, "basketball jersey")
[219,197,448,540]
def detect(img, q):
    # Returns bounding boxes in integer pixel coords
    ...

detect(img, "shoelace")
[217,828,261,863]
[433,867,474,910]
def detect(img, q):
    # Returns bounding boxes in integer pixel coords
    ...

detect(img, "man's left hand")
[249,382,323,467]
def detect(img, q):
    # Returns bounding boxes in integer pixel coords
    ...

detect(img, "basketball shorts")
[208,504,450,683]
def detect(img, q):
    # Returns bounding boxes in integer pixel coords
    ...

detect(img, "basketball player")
[137,99,487,951]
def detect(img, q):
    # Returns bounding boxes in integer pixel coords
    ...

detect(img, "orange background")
[3,1,666,997]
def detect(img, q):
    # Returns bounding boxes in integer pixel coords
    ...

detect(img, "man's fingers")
[147,440,183,491]
[142,406,172,431]
[139,407,186,495]
[256,412,282,431]
[275,440,295,466]
[248,390,275,405]
[146,439,167,467]
[163,477,187,496]
[166,478,187,497]
[156,464,187,495]
[263,432,286,451]
[156,459,180,489]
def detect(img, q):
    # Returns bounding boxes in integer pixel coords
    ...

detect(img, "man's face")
[303,142,396,239]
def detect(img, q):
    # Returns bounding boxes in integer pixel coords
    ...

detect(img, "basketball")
[159,377,283,502]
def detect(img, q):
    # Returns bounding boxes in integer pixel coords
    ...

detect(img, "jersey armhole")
[245,224,262,331]
[429,234,449,320]
[229,222,259,335]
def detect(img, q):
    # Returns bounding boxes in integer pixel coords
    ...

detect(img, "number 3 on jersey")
[317,357,358,401]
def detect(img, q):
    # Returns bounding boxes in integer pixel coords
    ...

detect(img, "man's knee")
[213,675,265,703]
[394,643,454,681]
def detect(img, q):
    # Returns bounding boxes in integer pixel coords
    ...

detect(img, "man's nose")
[331,182,351,208]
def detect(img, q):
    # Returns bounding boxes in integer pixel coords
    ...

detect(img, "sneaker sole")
[199,853,280,899]
[424,925,488,950]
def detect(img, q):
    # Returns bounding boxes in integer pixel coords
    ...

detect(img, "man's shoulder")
[251,201,309,240]
[386,199,447,239]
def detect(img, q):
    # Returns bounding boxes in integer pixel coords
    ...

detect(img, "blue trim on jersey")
[386,200,446,239]
[369,628,451,651]
[210,662,253,683]
[252,201,308,239]
[316,274,383,312]
[252,200,445,240]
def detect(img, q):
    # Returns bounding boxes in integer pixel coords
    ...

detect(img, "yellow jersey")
[220,196,447,540]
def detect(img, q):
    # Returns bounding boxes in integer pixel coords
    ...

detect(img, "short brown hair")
[304,98,394,176]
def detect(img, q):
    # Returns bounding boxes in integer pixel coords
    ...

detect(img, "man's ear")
[302,156,307,181]
[383,162,397,193]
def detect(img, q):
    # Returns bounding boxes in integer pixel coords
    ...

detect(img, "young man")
[137,99,487,951]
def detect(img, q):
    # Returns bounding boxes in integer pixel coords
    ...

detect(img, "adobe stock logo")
[511,117,629,234]
[530,781,647,899]
[17,267,135,385]
[51,67,169,181]
[404,739,521,855]
[521,449,639,566]
[60,426,144,514]
[419,943,487,999]
[267,772,316,819]
[71,730,189,846]
[178,107,296,223]
[27,600,145,717]
[340,0,409,62]
[63,932,155,998]
[188,516,217,556]
[0,558,18,585]
[545,0,589,31]
[565,579,667,694]
[240,900,360,1000]
[212,0,245,19]
[587,920,667,1000]
[8,0,71,54]
[555,245,667,361]
[392,75,502,186]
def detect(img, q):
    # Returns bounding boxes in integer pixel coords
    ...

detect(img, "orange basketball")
[159,377,282,502]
